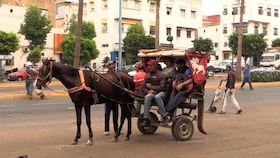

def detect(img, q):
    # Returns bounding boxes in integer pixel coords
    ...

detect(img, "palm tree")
[155,0,160,49]
[73,0,83,68]
[236,0,244,81]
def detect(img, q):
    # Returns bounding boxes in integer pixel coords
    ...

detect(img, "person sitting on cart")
[140,59,169,127]
[166,59,193,116]
[162,57,177,98]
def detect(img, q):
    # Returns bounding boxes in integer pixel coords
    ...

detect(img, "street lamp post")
[118,0,122,70]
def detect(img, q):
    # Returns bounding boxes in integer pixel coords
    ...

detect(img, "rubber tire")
[171,116,194,141]
[17,77,23,81]
[209,106,217,113]
[137,112,159,134]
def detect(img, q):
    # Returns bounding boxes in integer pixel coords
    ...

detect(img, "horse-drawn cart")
[135,49,209,141]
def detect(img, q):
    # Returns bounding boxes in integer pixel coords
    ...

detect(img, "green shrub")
[251,68,280,82]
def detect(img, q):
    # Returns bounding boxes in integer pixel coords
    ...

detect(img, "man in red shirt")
[133,61,146,115]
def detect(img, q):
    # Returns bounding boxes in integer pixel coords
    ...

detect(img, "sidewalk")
[0,77,279,100]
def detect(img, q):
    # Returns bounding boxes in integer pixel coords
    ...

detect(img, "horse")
[190,57,206,75]
[35,58,135,145]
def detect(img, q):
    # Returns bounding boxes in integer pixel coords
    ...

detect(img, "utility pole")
[155,0,160,49]
[236,0,244,81]
[73,0,83,68]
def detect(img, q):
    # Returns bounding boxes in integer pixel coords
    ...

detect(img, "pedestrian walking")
[25,65,37,100]
[219,64,242,114]
[240,64,254,90]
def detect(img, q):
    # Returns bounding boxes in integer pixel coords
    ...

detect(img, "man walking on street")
[219,64,242,114]
[25,65,37,100]
[240,64,254,90]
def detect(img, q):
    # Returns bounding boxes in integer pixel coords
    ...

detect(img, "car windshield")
[261,56,274,62]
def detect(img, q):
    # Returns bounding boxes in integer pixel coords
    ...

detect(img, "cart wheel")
[137,112,158,134]
[171,116,194,141]
[209,106,217,113]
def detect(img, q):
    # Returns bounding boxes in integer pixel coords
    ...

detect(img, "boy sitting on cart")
[166,59,193,116]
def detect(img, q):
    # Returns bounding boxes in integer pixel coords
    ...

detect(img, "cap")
[134,61,143,69]
[147,59,157,65]
[176,59,185,65]
[106,60,115,67]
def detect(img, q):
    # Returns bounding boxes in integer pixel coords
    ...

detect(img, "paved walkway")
[0,77,279,100]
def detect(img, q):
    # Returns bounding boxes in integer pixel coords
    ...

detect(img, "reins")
[93,71,144,101]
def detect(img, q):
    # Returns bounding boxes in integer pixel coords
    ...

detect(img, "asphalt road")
[1,85,280,158]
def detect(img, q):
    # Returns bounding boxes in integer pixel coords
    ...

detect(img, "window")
[274,28,278,35]
[274,9,279,17]
[191,10,196,19]
[186,30,191,38]
[258,7,263,15]
[214,42,218,48]
[232,7,238,15]
[243,25,248,33]
[267,8,271,16]
[150,26,155,35]
[254,25,259,34]
[180,9,185,17]
[102,0,108,9]
[167,7,172,15]
[176,29,181,37]
[166,27,171,36]
[223,27,227,34]
[101,23,107,33]
[224,42,228,47]
[223,8,228,15]
[149,1,156,12]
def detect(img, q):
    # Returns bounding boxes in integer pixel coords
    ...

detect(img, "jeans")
[104,101,118,133]
[25,79,34,98]
[166,90,188,112]
[240,77,253,89]
[143,91,167,119]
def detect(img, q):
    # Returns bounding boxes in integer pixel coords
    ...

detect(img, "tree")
[272,38,280,47]
[192,37,213,52]
[0,31,20,55]
[229,33,267,66]
[19,6,52,50]
[123,23,155,64]
[27,47,42,64]
[61,15,99,66]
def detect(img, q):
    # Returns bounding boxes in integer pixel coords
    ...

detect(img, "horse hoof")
[110,137,118,143]
[71,140,78,145]
[86,139,93,145]
[124,137,130,141]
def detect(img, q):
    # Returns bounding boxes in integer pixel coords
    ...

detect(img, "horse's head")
[35,58,54,94]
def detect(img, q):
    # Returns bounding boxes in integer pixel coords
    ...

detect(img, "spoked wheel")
[137,112,159,134]
[171,116,194,141]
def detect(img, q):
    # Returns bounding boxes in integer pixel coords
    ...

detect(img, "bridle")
[37,61,53,88]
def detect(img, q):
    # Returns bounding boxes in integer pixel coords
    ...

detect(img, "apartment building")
[1,0,203,69]
[58,0,203,69]
[220,0,280,61]
[200,0,280,64]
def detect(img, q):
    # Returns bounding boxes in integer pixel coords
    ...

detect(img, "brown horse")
[35,59,135,145]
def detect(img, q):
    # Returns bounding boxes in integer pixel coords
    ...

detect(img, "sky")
[202,0,221,15]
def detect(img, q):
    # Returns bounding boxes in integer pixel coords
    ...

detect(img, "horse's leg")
[111,104,125,142]
[126,106,132,141]
[84,105,93,145]
[71,104,82,145]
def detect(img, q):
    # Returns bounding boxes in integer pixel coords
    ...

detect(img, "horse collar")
[67,70,93,93]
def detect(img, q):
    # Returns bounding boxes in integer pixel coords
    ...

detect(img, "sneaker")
[104,131,109,136]
[140,118,150,127]
[161,116,169,127]
[237,109,243,114]
[218,111,226,114]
